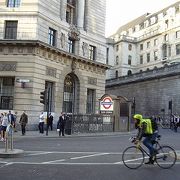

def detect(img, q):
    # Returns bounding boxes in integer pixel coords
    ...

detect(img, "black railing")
[65,114,115,134]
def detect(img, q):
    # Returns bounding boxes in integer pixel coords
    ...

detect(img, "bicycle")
[122,135,177,169]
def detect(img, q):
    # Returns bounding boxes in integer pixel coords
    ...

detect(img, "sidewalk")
[12,130,135,138]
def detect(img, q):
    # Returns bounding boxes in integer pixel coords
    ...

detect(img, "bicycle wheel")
[155,145,177,169]
[122,146,144,169]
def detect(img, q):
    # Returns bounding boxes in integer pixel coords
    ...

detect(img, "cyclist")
[133,114,157,164]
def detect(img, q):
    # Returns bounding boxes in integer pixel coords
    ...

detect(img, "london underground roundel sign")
[100,96,114,112]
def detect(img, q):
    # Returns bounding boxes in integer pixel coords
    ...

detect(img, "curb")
[0,149,24,158]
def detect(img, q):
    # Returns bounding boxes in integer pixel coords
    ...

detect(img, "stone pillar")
[60,0,67,21]
[77,0,85,29]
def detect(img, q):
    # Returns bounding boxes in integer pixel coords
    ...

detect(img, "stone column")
[60,0,67,21]
[77,0,85,29]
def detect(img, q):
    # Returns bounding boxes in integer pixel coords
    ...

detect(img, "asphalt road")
[0,128,180,180]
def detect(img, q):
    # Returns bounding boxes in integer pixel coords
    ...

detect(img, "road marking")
[70,153,109,160]
[42,159,66,164]
[27,152,52,156]
[0,161,180,165]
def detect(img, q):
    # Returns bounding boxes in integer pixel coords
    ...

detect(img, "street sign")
[100,96,114,112]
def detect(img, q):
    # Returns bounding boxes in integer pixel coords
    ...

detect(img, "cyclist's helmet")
[133,114,142,120]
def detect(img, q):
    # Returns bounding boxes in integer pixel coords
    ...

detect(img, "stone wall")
[106,64,180,116]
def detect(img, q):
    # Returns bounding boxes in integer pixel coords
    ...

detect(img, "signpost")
[100,96,114,113]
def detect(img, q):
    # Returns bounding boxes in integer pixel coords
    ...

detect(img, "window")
[154,51,158,61]
[7,0,21,7]
[45,81,54,112]
[140,55,143,64]
[164,34,168,41]
[115,70,118,78]
[154,39,158,46]
[176,31,180,38]
[116,45,119,51]
[86,89,95,114]
[128,55,132,65]
[106,48,109,65]
[63,75,75,113]
[176,44,180,55]
[128,44,132,51]
[68,39,75,53]
[165,20,169,28]
[66,0,76,24]
[139,22,144,30]
[140,44,143,51]
[48,28,56,46]
[0,77,14,110]
[127,70,132,76]
[162,44,167,58]
[116,56,119,65]
[147,41,150,48]
[4,21,18,39]
[89,45,96,60]
[147,53,150,63]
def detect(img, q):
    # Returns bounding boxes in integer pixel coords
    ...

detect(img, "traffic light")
[40,90,46,104]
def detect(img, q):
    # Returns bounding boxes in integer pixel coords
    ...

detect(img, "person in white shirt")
[38,112,44,133]
[1,112,9,141]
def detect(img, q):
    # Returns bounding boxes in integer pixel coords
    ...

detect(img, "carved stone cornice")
[0,40,110,72]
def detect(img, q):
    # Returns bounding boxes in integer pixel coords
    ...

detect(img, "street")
[0,128,180,180]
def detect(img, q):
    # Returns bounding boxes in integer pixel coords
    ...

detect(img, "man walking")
[19,111,28,135]
[57,112,67,136]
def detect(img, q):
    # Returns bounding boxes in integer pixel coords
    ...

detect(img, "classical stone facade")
[0,0,108,128]
[107,1,180,79]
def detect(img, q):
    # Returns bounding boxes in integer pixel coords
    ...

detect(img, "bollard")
[5,124,13,152]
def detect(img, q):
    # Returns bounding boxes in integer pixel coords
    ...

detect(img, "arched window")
[115,70,118,78]
[63,75,75,113]
[127,70,132,75]
[128,44,132,51]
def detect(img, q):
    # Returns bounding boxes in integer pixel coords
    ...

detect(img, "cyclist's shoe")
[145,158,154,165]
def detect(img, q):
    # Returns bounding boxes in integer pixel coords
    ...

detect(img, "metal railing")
[65,114,115,134]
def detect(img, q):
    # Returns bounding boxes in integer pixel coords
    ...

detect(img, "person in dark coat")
[19,111,28,135]
[48,113,53,131]
[57,112,66,136]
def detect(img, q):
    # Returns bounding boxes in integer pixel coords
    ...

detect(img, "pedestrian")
[13,111,18,132]
[19,111,28,135]
[7,110,15,127]
[39,112,45,133]
[57,112,67,136]
[48,113,53,131]
[1,112,9,141]
[0,113,4,139]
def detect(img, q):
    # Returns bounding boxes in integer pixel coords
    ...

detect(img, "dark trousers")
[21,124,26,135]
[39,122,44,133]
[143,135,155,157]
[59,125,65,136]
[47,123,53,131]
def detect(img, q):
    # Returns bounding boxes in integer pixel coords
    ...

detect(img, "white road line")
[42,159,66,164]
[0,161,180,165]
[70,153,109,160]
[27,152,52,156]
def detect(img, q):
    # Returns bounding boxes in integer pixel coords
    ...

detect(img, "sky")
[105,0,179,37]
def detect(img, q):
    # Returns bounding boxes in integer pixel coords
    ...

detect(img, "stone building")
[107,1,180,79]
[0,0,108,128]
[106,1,180,117]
